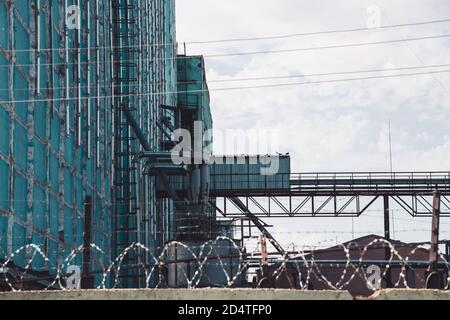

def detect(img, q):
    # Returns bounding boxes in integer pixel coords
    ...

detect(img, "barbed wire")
[0,237,448,293]
[1,228,449,243]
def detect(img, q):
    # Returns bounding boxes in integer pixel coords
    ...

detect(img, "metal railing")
[290,171,450,196]
[204,171,450,197]
[292,171,450,184]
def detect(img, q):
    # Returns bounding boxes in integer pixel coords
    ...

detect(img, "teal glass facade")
[0,0,177,285]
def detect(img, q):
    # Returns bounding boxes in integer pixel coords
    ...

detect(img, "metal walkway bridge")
[210,172,450,218]
[154,169,450,254]
[207,171,450,255]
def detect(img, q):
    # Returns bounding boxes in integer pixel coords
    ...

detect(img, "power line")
[204,34,450,58]
[2,63,449,93]
[186,18,450,44]
[2,33,450,69]
[382,13,450,97]
[363,213,450,225]
[270,229,448,235]
[3,17,449,54]
[203,63,450,83]
[1,69,449,106]
[0,229,444,240]
[210,69,450,91]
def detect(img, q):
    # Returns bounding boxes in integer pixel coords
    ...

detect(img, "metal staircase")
[111,0,141,288]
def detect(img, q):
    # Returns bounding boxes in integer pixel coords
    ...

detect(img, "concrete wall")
[0,289,352,300]
[365,289,450,300]
[2,288,450,300]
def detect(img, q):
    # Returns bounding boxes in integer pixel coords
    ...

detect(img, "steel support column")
[383,195,392,288]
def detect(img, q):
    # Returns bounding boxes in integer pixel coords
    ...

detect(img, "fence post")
[383,195,392,288]
[426,191,444,289]
[257,235,273,288]
[82,195,93,289]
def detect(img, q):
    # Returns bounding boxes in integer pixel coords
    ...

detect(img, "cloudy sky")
[176,0,450,249]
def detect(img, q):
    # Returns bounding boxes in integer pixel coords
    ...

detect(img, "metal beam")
[383,195,392,288]
[229,197,285,256]
[122,104,151,152]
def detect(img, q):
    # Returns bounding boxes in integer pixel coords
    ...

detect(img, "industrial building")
[0,0,180,287]
[1,1,450,291]
[0,0,288,288]
[256,235,450,297]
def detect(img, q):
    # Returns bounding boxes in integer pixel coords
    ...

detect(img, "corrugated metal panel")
[211,155,291,191]
[157,156,291,195]
[177,55,213,132]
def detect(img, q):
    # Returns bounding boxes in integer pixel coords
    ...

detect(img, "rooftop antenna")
[389,120,393,173]
[389,120,396,239]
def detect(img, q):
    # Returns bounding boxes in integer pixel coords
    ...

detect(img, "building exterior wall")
[177,55,213,136]
[259,235,436,297]
[0,0,177,285]
[111,0,177,260]
[0,0,116,273]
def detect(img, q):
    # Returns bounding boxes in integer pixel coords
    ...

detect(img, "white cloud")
[176,0,450,245]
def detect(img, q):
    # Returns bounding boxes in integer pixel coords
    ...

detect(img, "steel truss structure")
[212,172,450,218]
